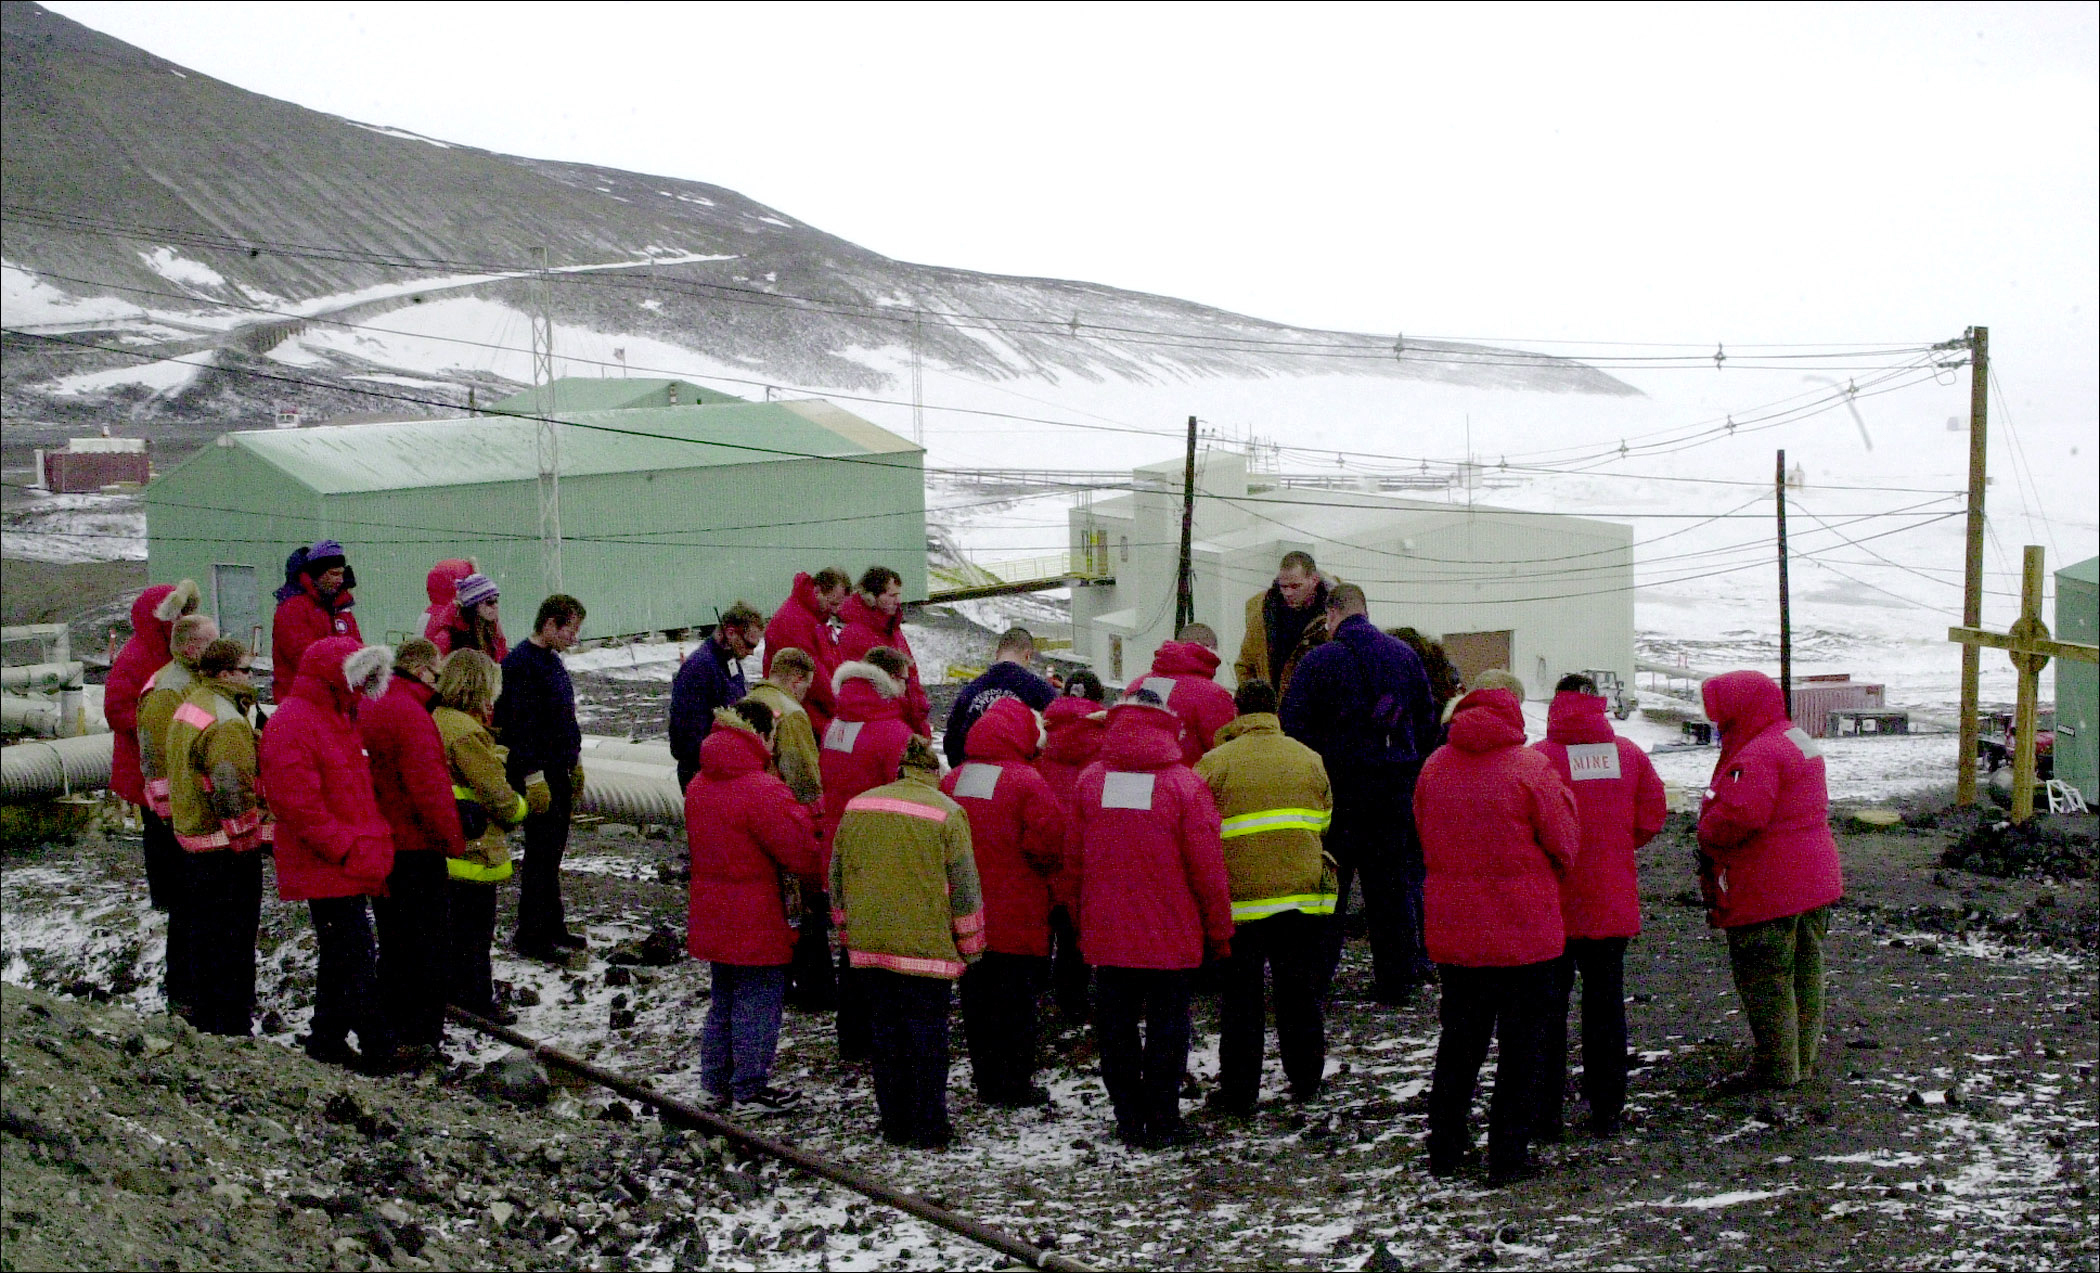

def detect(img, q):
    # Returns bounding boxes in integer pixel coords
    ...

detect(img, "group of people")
[105,542,1843,1182]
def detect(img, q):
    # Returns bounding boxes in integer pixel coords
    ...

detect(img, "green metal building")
[483,377,743,414]
[2057,555,2098,804]
[147,394,925,655]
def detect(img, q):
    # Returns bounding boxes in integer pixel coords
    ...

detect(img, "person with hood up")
[1071,689,1234,1149]
[834,566,932,737]
[358,638,464,1061]
[106,579,201,914]
[1414,677,1581,1185]
[1136,624,1240,765]
[437,572,508,661]
[1196,679,1336,1112]
[432,649,540,1025]
[1280,584,1440,1003]
[421,559,474,646]
[1697,670,1845,1093]
[764,567,850,736]
[1037,671,1107,1024]
[670,603,764,792]
[1233,551,1332,698]
[816,647,916,1058]
[688,700,821,1112]
[258,636,401,1073]
[939,697,1066,1106]
[1532,674,1667,1138]
[270,540,362,705]
[137,610,215,1012]
[831,736,985,1148]
[496,594,588,961]
[942,627,1057,768]
[165,637,269,1036]
[742,648,831,1009]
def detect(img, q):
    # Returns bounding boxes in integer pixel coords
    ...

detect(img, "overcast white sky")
[41,1,2100,414]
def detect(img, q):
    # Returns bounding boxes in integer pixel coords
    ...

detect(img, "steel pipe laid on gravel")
[444,1006,1097,1273]
[1,732,113,802]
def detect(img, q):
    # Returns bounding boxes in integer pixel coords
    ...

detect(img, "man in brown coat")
[1233,552,1332,698]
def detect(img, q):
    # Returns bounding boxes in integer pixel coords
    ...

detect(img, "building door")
[212,564,261,653]
[1441,629,1513,689]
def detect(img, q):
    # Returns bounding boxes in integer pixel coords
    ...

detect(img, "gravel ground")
[3,801,2096,1271]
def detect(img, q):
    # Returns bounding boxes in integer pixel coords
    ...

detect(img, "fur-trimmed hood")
[291,636,392,713]
[153,578,202,625]
[832,659,901,700]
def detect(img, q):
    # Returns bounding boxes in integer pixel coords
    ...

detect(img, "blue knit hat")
[303,539,348,575]
[454,573,500,609]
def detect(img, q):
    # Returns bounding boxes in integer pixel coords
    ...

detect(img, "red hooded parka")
[421,559,473,646]
[271,577,362,705]
[1415,688,1581,967]
[763,572,843,736]
[357,674,465,859]
[1696,671,1844,929]
[259,637,395,900]
[833,592,931,737]
[817,660,915,868]
[1533,690,1667,939]
[940,698,1066,956]
[687,722,821,966]
[107,584,183,807]
[1036,696,1106,907]
[1070,701,1234,970]
[1136,640,1239,764]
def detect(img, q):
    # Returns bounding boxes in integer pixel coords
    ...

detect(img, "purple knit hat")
[454,573,500,609]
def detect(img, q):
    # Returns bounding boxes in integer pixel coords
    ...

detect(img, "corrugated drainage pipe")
[574,735,683,827]
[1,732,114,803]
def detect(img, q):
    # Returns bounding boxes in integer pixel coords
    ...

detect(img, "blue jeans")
[701,964,787,1102]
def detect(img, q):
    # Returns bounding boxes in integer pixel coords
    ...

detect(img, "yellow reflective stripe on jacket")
[1231,892,1338,921]
[446,856,514,883]
[1220,807,1332,838]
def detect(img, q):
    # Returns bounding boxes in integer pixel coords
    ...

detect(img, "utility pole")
[1175,415,1197,634]
[1956,326,1989,805]
[531,247,563,596]
[1776,449,1792,714]
[911,310,925,447]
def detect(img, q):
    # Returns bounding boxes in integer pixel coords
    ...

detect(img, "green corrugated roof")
[2060,556,2099,586]
[229,399,917,494]
[483,377,743,415]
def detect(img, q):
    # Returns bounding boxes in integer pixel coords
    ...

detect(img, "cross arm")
[1947,627,2100,664]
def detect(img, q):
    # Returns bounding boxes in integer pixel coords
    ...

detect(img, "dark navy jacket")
[1279,614,1438,797]
[669,637,748,789]
[494,639,581,784]
[942,660,1057,768]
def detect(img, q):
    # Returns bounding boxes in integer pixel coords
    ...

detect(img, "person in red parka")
[1071,690,1234,1149]
[817,650,916,1059]
[764,567,850,736]
[420,558,474,646]
[270,539,362,705]
[833,566,932,737]
[940,697,1067,1106]
[1415,681,1580,1185]
[1135,625,1239,765]
[1698,670,1844,1092]
[688,701,821,1111]
[1037,671,1107,1024]
[106,580,201,913]
[356,638,464,1060]
[259,636,400,1073]
[1532,674,1667,1138]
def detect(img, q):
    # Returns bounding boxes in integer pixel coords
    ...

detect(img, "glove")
[346,833,394,888]
[1206,938,1232,963]
[570,763,587,797]
[524,777,552,817]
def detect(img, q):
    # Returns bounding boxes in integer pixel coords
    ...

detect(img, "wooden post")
[1956,326,1989,804]
[1950,544,2099,822]
[1175,415,1197,634]
[1777,449,1792,715]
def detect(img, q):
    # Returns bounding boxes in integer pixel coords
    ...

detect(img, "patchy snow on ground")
[1,491,147,562]
[138,246,228,291]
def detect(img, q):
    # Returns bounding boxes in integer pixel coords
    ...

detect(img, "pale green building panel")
[2056,556,2098,803]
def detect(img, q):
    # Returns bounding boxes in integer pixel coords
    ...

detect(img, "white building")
[1069,452,1635,694]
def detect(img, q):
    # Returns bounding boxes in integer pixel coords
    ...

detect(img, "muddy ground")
[2,794,2095,1271]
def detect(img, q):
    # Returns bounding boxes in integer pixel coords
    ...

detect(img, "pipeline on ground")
[442,1006,1096,1273]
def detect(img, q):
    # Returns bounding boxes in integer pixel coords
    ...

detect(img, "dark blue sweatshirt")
[494,639,581,782]
[943,660,1057,767]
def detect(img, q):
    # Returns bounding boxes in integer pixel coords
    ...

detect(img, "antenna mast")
[531,247,563,594]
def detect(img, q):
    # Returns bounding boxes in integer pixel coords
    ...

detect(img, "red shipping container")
[1788,674,1885,738]
[42,450,150,493]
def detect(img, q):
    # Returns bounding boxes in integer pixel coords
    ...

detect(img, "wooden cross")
[1949,545,2100,822]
